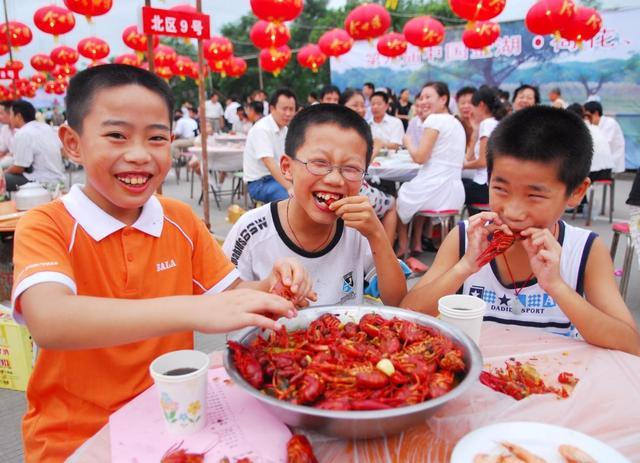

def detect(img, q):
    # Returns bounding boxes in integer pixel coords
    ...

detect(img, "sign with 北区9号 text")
[141,6,210,40]
[0,68,19,80]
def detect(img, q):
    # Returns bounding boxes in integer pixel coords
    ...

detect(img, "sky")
[2,0,638,75]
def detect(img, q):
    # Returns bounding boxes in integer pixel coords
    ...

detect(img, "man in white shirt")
[246,101,264,124]
[224,95,241,128]
[170,107,198,159]
[369,91,404,150]
[4,100,65,191]
[244,88,296,203]
[0,100,15,169]
[204,93,224,132]
[584,101,626,173]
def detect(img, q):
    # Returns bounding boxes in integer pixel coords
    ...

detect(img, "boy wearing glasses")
[223,104,406,306]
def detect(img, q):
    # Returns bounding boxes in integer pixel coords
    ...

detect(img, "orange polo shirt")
[12,185,239,462]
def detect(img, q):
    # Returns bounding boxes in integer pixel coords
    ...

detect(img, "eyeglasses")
[294,158,366,182]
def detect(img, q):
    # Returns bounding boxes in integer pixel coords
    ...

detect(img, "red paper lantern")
[171,55,194,79]
[31,54,55,72]
[6,60,23,72]
[525,0,576,36]
[259,45,291,76]
[345,3,391,41]
[318,28,353,58]
[0,43,8,56]
[77,37,110,61]
[122,25,159,53]
[462,20,501,49]
[203,36,233,62]
[51,64,76,80]
[297,44,327,72]
[169,4,197,14]
[33,5,76,39]
[114,53,141,66]
[250,21,290,49]
[153,45,177,68]
[560,6,602,43]
[449,0,506,22]
[51,46,79,66]
[250,0,303,23]
[31,73,48,86]
[402,16,445,49]
[53,80,67,95]
[155,66,173,80]
[376,32,408,58]
[63,0,112,21]
[44,81,56,94]
[0,21,33,48]
[223,57,247,78]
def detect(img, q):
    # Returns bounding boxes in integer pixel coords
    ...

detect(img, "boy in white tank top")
[401,106,640,355]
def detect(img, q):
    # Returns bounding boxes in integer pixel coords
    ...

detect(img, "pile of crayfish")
[228,312,468,410]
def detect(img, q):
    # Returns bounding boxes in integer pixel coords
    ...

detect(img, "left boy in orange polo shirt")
[11,64,315,462]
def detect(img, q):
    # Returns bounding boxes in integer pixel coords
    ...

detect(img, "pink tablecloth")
[68,322,640,462]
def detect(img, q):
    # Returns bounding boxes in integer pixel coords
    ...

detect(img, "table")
[213,133,247,144]
[188,145,244,173]
[367,155,420,183]
[69,322,640,462]
[0,201,21,233]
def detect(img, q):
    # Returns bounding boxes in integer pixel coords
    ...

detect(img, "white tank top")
[459,220,597,339]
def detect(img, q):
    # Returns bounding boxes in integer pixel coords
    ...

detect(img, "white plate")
[451,421,630,463]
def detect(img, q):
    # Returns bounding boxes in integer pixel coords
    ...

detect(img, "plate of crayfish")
[223,305,482,439]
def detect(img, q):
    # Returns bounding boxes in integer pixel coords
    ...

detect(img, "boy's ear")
[281,154,293,182]
[566,178,591,208]
[58,125,83,165]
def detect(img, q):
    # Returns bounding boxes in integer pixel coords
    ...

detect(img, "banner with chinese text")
[331,8,640,168]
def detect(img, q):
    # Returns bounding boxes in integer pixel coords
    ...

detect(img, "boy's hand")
[460,211,512,273]
[330,195,383,240]
[520,227,564,294]
[267,257,317,308]
[198,289,297,332]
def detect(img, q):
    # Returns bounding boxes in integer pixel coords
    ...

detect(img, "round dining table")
[367,153,420,183]
[68,321,640,462]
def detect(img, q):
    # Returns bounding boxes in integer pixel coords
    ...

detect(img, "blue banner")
[331,8,640,168]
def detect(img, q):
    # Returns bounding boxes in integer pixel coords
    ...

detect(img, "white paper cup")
[149,350,210,435]
[438,294,486,345]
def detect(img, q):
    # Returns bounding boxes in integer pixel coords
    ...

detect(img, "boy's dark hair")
[269,88,297,109]
[455,86,477,101]
[320,84,341,100]
[371,90,389,104]
[363,82,375,91]
[285,103,374,166]
[423,81,451,109]
[339,88,364,106]
[65,64,174,133]
[248,100,264,114]
[512,84,541,104]
[487,106,592,194]
[10,100,36,123]
[497,89,510,101]
[583,101,603,117]
[566,103,584,118]
[472,85,508,121]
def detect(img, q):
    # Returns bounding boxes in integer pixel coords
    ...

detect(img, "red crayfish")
[271,280,295,301]
[287,434,318,463]
[229,312,467,411]
[160,442,212,463]
[476,230,519,267]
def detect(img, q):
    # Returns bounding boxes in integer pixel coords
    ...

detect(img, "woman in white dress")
[397,82,466,266]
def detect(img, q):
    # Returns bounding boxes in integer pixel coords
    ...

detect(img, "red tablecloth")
[68,322,640,462]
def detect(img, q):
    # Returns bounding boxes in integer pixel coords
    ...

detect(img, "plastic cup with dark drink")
[438,294,486,345]
[149,349,210,435]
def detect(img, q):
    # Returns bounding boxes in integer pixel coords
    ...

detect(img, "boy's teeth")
[118,175,148,185]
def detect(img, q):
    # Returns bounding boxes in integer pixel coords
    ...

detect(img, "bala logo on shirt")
[156,259,177,272]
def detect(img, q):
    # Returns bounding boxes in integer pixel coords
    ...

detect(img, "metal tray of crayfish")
[223,305,483,439]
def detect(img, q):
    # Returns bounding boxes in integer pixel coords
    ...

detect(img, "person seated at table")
[11,64,316,462]
[462,86,507,214]
[232,105,253,135]
[342,88,397,244]
[170,106,198,161]
[223,103,406,307]
[369,90,405,151]
[397,82,466,273]
[246,100,264,124]
[401,106,640,356]
[243,88,297,204]
[4,99,65,192]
